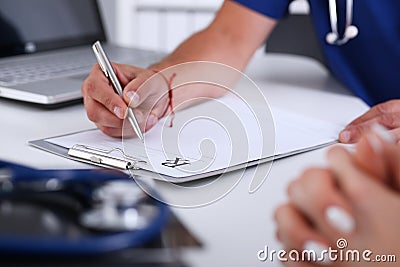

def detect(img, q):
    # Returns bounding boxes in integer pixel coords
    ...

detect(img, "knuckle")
[103,127,121,138]
[347,125,363,140]
[100,126,115,137]
[143,70,154,79]
[375,102,391,114]
[284,219,300,239]
[91,63,100,73]
[274,203,290,223]
[86,108,98,122]
[291,168,332,199]
[101,127,113,136]
[81,79,89,95]
[345,180,369,203]
[298,169,310,181]
[82,78,95,96]
[299,168,319,182]
[103,97,113,110]
[379,114,396,128]
[96,124,104,132]
[287,179,299,197]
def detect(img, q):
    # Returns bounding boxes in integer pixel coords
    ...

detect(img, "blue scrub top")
[233,0,400,106]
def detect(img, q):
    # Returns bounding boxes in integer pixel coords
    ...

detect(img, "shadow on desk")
[0,212,200,267]
[0,96,84,109]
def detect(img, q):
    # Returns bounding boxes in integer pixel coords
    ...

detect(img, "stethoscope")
[326,0,359,45]
[0,160,168,255]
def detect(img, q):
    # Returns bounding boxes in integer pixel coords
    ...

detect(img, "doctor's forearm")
[148,0,277,104]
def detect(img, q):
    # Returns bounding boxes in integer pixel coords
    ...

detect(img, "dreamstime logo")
[257,238,397,264]
[122,61,276,207]
[336,238,348,249]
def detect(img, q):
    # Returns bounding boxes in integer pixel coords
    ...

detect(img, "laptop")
[0,0,164,106]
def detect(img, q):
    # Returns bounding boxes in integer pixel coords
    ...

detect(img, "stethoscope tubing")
[0,160,169,255]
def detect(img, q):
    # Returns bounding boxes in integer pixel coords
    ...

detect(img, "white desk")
[0,52,368,266]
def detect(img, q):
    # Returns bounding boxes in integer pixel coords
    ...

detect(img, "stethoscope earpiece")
[344,25,359,39]
[326,32,339,44]
[326,0,359,46]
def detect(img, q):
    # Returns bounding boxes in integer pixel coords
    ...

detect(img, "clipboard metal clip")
[68,145,146,170]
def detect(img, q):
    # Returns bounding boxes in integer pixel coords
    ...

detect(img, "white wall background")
[97,0,117,41]
[98,0,309,52]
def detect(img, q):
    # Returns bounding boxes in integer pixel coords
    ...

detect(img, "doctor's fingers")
[123,69,169,109]
[84,97,123,129]
[111,63,145,86]
[346,99,400,127]
[287,168,355,240]
[96,124,138,138]
[82,72,128,120]
[86,98,146,138]
[340,113,400,143]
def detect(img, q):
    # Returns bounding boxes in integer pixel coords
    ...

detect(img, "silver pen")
[92,41,144,141]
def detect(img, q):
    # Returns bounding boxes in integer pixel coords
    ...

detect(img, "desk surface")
[0,51,368,266]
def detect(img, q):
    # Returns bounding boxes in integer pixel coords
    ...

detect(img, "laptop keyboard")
[0,49,96,86]
[0,47,160,86]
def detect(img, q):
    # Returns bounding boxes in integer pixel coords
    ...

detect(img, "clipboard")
[29,134,196,183]
[29,95,341,184]
[29,129,337,184]
[67,144,146,170]
[29,131,277,183]
[29,104,341,183]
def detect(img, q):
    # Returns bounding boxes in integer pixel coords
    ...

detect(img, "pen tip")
[138,133,144,142]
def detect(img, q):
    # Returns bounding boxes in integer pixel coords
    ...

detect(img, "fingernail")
[339,130,351,143]
[146,113,158,129]
[113,106,124,119]
[325,206,355,234]
[371,124,395,143]
[303,241,330,265]
[126,91,140,107]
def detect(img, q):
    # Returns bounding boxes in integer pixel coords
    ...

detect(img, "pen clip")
[92,41,109,78]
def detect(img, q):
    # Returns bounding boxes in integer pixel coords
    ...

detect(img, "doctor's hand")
[82,63,170,137]
[274,126,400,266]
[339,99,400,144]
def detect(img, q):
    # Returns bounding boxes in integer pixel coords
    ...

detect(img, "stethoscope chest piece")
[80,180,159,232]
[0,161,169,255]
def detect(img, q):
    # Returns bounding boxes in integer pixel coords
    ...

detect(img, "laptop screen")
[0,0,105,57]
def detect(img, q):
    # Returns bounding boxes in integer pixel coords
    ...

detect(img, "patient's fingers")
[350,124,400,189]
[327,145,400,215]
[287,168,355,238]
[352,132,387,182]
[275,203,329,251]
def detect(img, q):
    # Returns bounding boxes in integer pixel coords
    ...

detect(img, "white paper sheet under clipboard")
[29,95,341,183]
